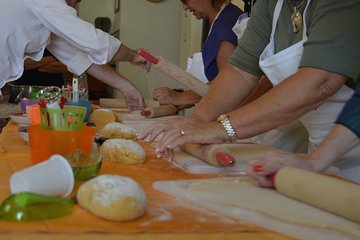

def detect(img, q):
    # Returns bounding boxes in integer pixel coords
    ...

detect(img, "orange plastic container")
[26,105,41,125]
[28,125,96,165]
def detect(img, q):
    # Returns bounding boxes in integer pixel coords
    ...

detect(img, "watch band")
[217,114,236,141]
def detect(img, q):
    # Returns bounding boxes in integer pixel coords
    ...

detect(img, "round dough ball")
[89,109,117,124]
[77,174,146,221]
[102,122,137,140]
[101,139,145,164]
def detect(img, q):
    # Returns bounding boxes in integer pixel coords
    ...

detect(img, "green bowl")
[65,149,102,181]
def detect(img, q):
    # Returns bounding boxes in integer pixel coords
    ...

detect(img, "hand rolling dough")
[77,174,146,221]
[101,139,145,164]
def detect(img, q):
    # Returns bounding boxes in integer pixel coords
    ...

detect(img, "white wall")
[114,0,183,99]
[78,0,115,33]
[78,0,243,100]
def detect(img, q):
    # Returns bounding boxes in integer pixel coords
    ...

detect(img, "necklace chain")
[287,0,305,33]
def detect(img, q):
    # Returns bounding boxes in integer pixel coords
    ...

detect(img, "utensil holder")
[40,106,86,131]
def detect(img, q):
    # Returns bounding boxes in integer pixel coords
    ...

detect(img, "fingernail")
[156,154,161,158]
[253,164,263,173]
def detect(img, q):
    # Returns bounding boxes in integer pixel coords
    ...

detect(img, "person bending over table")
[140,0,360,183]
[153,0,242,109]
[247,84,360,187]
[0,0,150,111]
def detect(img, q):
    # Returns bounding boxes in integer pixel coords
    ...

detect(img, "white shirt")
[0,0,121,88]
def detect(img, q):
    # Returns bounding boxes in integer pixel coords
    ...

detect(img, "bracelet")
[217,114,236,141]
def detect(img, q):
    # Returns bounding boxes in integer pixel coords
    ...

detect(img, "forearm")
[191,64,259,122]
[24,57,56,70]
[111,44,137,62]
[306,124,359,172]
[177,91,202,106]
[229,67,347,139]
[86,64,133,91]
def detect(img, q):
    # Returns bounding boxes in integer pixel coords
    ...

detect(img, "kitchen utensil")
[20,98,39,113]
[10,154,74,197]
[9,112,31,126]
[272,167,360,223]
[181,143,236,167]
[140,105,177,118]
[26,104,41,125]
[0,192,73,222]
[28,125,96,165]
[17,126,29,143]
[40,105,86,131]
[139,50,209,96]
[64,101,92,122]
[99,98,160,109]
[66,149,102,181]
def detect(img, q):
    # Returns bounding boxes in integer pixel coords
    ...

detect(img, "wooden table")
[0,120,292,240]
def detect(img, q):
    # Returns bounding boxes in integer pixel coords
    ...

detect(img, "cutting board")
[153,177,359,240]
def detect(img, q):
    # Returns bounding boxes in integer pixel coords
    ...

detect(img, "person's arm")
[216,41,237,70]
[154,66,346,156]
[27,0,149,75]
[23,56,57,70]
[86,64,145,111]
[246,124,359,188]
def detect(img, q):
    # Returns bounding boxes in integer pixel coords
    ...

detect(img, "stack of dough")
[101,139,145,164]
[89,109,117,125]
[101,122,137,140]
[77,174,146,221]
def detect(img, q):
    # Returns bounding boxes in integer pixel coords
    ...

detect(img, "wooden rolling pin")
[181,143,236,167]
[139,50,209,97]
[273,167,360,223]
[140,105,177,118]
[99,98,160,108]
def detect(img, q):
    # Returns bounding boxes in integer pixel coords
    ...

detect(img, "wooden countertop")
[0,120,292,240]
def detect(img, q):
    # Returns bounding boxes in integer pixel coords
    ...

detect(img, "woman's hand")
[155,121,229,160]
[138,115,200,142]
[121,82,145,111]
[246,151,315,188]
[153,87,181,105]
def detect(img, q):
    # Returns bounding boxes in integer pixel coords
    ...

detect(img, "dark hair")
[180,0,231,11]
[212,0,231,11]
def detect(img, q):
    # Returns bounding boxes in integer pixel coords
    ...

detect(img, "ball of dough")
[101,139,145,164]
[102,122,137,140]
[77,174,146,221]
[89,109,117,124]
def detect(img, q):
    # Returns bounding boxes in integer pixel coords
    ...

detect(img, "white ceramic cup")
[10,154,74,197]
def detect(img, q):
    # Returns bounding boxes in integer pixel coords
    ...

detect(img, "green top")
[229,0,360,83]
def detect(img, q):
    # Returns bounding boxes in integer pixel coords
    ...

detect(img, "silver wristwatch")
[217,114,236,141]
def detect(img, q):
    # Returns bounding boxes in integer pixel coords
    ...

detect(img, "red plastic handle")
[140,109,151,117]
[138,49,159,64]
[216,152,236,167]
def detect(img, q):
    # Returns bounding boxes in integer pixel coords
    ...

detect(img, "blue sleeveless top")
[202,3,242,81]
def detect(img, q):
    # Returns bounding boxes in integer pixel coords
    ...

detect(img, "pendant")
[291,6,303,33]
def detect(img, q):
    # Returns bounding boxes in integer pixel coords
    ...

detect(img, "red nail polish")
[253,164,263,172]
[216,152,236,167]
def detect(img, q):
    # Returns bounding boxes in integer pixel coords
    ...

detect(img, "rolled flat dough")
[188,179,360,238]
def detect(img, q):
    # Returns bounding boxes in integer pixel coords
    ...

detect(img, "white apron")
[258,0,360,182]
[186,52,209,84]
